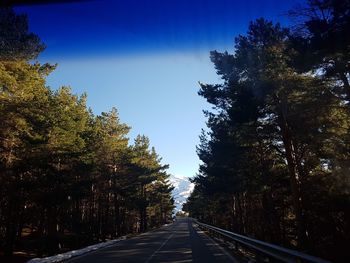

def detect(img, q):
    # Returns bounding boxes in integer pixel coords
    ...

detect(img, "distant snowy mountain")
[169,175,194,212]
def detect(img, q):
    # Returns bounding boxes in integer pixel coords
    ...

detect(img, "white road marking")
[144,233,174,263]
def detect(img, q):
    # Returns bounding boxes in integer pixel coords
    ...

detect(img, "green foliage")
[289,0,350,99]
[0,8,173,257]
[0,8,45,60]
[186,8,350,262]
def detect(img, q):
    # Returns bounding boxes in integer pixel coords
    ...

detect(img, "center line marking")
[144,233,174,263]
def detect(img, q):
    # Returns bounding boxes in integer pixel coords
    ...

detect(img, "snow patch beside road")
[27,237,126,263]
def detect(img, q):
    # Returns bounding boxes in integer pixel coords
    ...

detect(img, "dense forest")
[184,0,350,262]
[0,8,174,258]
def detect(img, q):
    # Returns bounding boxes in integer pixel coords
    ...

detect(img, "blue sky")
[17,0,303,178]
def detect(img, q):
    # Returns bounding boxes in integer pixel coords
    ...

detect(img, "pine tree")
[187,17,350,260]
[0,8,175,257]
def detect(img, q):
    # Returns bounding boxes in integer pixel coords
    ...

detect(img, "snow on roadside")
[27,236,126,263]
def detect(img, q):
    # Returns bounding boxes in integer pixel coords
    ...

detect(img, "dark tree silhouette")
[186,15,350,262]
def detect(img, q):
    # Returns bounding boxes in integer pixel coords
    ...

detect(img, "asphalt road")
[67,217,238,263]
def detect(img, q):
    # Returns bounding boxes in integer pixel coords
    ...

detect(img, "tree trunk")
[278,105,308,249]
[339,72,350,101]
[114,195,121,237]
[3,138,17,256]
[4,203,15,256]
[47,207,59,255]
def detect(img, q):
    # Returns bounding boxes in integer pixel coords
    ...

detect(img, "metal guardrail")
[195,220,332,263]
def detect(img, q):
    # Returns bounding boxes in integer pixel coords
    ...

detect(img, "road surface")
[67,217,238,263]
